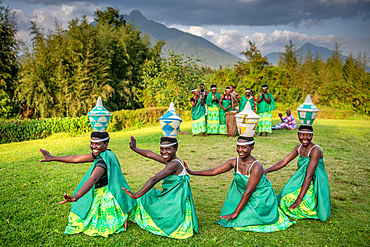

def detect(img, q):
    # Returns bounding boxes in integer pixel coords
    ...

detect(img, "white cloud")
[11,2,100,43]
[178,26,350,56]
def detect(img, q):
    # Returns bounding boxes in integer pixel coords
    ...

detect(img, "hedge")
[0,107,191,144]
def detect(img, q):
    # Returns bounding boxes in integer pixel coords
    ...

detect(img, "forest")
[1,3,369,120]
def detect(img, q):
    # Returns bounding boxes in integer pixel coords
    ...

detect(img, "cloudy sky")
[7,0,370,58]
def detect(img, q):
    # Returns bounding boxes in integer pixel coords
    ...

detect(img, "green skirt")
[129,198,194,239]
[257,111,272,133]
[234,208,295,233]
[279,182,319,220]
[206,106,220,134]
[192,116,206,135]
[65,186,128,237]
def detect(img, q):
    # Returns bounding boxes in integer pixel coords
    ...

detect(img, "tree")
[0,0,18,117]
[141,50,206,110]
[17,7,163,118]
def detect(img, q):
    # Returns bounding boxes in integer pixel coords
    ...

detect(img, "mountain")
[265,43,348,65]
[123,10,242,69]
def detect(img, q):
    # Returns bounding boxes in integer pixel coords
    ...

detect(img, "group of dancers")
[191,84,277,137]
[39,98,331,239]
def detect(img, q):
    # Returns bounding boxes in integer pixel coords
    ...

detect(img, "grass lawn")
[1,119,369,246]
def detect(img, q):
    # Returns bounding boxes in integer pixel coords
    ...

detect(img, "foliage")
[141,50,206,110]
[16,7,163,118]
[0,1,19,117]
[0,107,192,144]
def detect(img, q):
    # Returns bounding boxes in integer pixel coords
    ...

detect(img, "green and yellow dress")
[257,93,275,133]
[277,145,331,221]
[239,95,256,112]
[205,92,221,134]
[65,150,136,237]
[191,97,206,135]
[219,95,232,134]
[129,159,198,239]
[216,159,295,232]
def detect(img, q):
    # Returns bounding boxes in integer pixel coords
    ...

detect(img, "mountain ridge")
[124,10,243,69]
[265,42,348,65]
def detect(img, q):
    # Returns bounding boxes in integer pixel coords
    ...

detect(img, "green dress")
[277,145,331,221]
[216,159,295,232]
[191,97,206,135]
[129,159,198,239]
[219,95,232,134]
[65,150,136,237]
[239,95,256,112]
[257,93,275,133]
[205,92,221,134]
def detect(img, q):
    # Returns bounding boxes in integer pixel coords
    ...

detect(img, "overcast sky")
[7,0,370,58]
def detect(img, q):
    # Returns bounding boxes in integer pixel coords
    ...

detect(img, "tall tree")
[0,0,18,117]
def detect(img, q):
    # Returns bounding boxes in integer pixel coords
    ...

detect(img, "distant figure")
[205,85,220,134]
[200,83,209,125]
[190,88,206,136]
[257,84,275,137]
[219,87,234,134]
[273,110,297,130]
[239,88,257,112]
[230,85,240,109]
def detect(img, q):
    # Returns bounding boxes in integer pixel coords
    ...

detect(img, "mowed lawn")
[1,119,369,246]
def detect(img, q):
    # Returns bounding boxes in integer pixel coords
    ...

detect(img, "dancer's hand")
[39,149,54,162]
[59,193,77,204]
[122,188,137,199]
[220,212,238,221]
[129,136,137,150]
[183,161,193,175]
[288,197,302,210]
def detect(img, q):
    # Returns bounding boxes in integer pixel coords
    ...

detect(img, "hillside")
[123,10,242,69]
[266,43,348,65]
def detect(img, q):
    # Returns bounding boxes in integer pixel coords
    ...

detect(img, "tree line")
[1,2,369,119]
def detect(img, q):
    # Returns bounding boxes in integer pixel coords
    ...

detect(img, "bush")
[0,107,191,144]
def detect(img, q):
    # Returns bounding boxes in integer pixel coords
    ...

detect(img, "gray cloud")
[19,0,370,27]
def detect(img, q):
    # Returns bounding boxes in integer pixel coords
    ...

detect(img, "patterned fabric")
[129,198,194,239]
[279,182,319,220]
[275,115,297,130]
[65,186,128,237]
[192,116,206,135]
[234,208,295,233]
[257,112,272,133]
[206,106,220,134]
[219,125,227,134]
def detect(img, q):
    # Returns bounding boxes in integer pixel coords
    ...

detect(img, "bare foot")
[124,219,128,230]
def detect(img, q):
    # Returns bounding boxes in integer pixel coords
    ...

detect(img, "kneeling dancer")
[184,136,295,233]
[264,125,331,221]
[39,98,136,237]
[123,104,198,239]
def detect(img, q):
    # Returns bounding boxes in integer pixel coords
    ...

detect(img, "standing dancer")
[190,88,206,136]
[205,85,221,134]
[123,103,198,239]
[257,85,275,136]
[219,87,234,134]
[239,88,257,112]
[39,98,136,237]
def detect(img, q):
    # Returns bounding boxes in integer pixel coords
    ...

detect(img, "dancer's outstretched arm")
[39,149,94,163]
[183,159,234,176]
[129,136,166,164]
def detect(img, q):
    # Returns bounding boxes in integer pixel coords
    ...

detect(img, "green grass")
[1,119,370,246]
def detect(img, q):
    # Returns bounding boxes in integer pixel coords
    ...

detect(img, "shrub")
[0,107,191,144]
